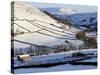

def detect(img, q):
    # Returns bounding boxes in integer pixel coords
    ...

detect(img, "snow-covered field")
[12,2,81,48]
[14,63,97,74]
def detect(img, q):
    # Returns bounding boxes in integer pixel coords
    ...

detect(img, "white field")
[13,2,82,48]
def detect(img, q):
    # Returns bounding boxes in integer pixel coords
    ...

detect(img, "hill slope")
[12,2,81,48]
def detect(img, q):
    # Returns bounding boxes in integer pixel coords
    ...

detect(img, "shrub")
[76,31,86,40]
[84,37,97,48]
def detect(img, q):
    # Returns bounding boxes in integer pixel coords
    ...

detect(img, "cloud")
[59,8,76,14]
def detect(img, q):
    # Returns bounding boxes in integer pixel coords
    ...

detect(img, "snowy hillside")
[55,13,97,31]
[41,7,97,31]
[12,2,80,48]
[66,13,97,25]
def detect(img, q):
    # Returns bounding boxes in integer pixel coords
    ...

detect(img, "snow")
[79,58,97,62]
[60,13,97,25]
[14,64,97,74]
[13,1,80,48]
[86,32,97,38]
[13,1,97,50]
[78,49,97,55]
